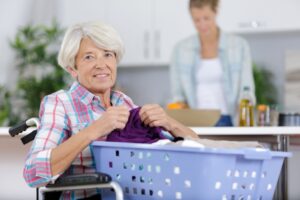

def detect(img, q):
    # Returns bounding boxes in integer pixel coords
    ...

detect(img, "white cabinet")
[218,0,300,33]
[57,0,195,66]
[105,0,195,66]
[56,0,300,66]
[153,0,195,65]
[58,0,106,27]
[105,0,152,66]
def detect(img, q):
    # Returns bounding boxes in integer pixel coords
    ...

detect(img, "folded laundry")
[106,107,167,143]
[178,138,264,149]
[152,137,263,149]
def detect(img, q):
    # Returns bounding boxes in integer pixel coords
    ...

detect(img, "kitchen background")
[1,0,300,111]
[1,0,300,199]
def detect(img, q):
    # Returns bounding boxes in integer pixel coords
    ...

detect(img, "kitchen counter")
[191,126,300,145]
[191,126,300,135]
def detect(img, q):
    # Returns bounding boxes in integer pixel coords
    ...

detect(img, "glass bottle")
[239,86,255,126]
[257,104,267,126]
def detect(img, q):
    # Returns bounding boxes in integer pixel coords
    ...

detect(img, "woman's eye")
[84,55,94,60]
[105,52,115,58]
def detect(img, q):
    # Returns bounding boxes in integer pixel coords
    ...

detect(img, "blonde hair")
[189,0,219,12]
[58,21,124,70]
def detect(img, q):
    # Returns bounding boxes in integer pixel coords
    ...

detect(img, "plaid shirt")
[23,81,136,199]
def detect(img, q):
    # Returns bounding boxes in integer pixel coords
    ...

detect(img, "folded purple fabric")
[106,107,166,143]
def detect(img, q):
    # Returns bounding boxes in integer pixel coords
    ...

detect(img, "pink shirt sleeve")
[23,94,68,187]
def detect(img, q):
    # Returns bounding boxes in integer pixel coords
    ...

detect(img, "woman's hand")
[50,105,129,176]
[88,105,130,140]
[140,104,198,139]
[139,104,173,132]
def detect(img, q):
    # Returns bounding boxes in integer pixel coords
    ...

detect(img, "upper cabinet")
[105,0,152,66]
[57,0,300,66]
[105,0,195,66]
[153,0,195,65]
[218,0,300,33]
[58,0,106,27]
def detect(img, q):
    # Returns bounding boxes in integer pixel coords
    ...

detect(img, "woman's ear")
[67,66,78,79]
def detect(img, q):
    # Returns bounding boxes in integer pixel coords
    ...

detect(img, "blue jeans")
[215,115,233,127]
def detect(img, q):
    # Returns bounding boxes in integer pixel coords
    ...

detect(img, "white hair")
[57,21,124,70]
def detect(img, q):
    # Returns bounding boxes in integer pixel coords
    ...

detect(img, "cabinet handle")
[238,21,267,29]
[144,31,150,59]
[154,30,160,59]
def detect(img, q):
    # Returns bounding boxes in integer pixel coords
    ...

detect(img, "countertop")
[191,126,300,135]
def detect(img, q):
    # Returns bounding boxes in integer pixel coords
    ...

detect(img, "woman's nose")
[197,20,205,28]
[95,57,106,69]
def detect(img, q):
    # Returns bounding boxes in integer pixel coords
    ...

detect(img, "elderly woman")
[23,21,197,199]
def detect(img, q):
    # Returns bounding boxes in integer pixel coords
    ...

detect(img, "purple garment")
[106,107,166,143]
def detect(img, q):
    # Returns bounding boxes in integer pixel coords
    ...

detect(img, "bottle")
[270,104,279,126]
[257,104,267,126]
[239,86,254,126]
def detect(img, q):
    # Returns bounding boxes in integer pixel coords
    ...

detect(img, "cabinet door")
[105,0,152,66]
[105,0,195,66]
[58,0,107,27]
[153,0,195,65]
[264,0,300,32]
[218,0,300,33]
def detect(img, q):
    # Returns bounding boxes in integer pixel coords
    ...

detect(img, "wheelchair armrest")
[21,130,37,145]
[9,120,29,137]
[41,173,124,200]
[46,172,112,188]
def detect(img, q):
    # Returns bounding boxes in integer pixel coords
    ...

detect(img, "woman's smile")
[93,73,110,79]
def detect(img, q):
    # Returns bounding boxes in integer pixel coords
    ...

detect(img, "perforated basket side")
[92,141,290,200]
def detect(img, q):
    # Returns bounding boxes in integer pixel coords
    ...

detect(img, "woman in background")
[170,0,255,126]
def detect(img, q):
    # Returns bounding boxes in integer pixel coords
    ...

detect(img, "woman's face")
[70,37,117,96]
[190,5,218,36]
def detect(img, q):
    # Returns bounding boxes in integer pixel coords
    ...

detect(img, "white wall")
[241,31,300,108]
[0,137,35,199]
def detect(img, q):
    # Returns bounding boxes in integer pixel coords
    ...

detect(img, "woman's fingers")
[140,104,171,130]
[140,104,162,122]
[100,105,130,130]
[88,105,130,140]
[109,106,130,128]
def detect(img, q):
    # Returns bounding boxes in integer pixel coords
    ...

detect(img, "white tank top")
[196,57,228,114]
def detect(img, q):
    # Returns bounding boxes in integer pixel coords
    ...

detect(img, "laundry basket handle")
[243,149,272,160]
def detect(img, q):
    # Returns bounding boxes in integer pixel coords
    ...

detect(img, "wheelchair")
[9,118,124,200]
